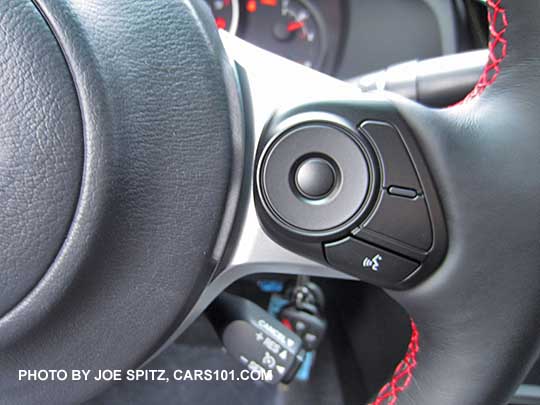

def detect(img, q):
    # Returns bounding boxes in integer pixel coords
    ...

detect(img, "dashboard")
[204,0,472,79]
[205,0,341,72]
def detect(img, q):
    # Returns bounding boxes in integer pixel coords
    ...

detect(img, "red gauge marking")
[261,0,277,6]
[287,21,305,32]
[246,0,257,13]
[215,17,227,30]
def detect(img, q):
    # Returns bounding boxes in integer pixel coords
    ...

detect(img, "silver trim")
[219,31,368,277]
[143,34,367,364]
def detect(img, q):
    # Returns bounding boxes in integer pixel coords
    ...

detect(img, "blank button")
[294,158,336,199]
[388,186,417,199]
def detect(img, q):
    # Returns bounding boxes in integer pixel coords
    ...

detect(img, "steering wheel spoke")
[218,32,447,290]
[215,32,365,281]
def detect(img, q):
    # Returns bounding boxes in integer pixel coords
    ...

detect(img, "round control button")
[259,123,372,232]
[295,158,336,199]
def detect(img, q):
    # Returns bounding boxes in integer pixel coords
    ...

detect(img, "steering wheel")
[0,0,536,403]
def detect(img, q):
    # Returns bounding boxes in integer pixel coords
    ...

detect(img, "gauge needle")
[287,21,305,32]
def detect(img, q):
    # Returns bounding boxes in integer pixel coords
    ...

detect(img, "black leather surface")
[0,0,240,403]
[387,2,540,404]
[0,0,82,317]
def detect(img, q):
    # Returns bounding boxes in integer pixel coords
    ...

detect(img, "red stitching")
[369,319,419,405]
[369,4,508,404]
[461,0,508,103]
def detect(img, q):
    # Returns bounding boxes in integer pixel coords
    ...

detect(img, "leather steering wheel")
[0,1,537,404]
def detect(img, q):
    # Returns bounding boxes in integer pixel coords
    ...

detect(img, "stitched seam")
[369,319,419,405]
[369,2,508,404]
[460,0,508,103]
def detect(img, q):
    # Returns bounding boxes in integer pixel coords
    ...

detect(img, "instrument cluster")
[205,0,342,72]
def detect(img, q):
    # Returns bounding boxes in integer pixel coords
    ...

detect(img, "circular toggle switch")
[258,122,376,234]
[295,157,336,199]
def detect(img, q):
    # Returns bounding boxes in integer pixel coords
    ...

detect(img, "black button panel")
[362,191,433,251]
[325,237,419,287]
[357,121,434,252]
[360,121,421,191]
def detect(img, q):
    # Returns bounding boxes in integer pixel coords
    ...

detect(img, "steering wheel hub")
[0,0,83,317]
[0,0,240,403]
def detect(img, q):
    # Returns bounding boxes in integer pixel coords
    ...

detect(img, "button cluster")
[323,121,434,286]
[255,110,446,289]
[358,121,433,251]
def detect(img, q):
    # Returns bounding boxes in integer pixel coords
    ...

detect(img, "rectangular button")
[324,237,419,287]
[388,186,417,199]
[364,191,432,251]
[360,121,421,191]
